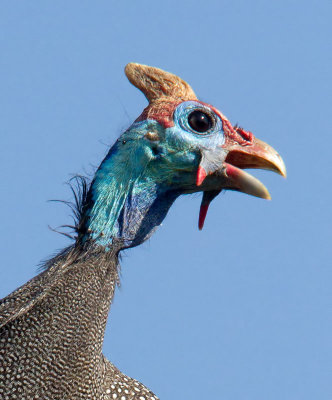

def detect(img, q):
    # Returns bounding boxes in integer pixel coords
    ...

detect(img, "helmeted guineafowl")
[0,63,286,400]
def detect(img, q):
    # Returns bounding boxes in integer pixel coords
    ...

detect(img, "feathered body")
[0,63,285,399]
[0,244,159,399]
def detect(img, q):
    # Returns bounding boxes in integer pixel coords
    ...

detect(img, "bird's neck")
[80,134,178,249]
[0,245,119,394]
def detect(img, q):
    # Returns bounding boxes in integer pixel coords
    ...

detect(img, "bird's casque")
[0,63,286,400]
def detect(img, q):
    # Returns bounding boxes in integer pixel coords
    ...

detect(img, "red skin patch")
[205,103,253,146]
[196,166,207,186]
[135,100,181,128]
[136,99,254,148]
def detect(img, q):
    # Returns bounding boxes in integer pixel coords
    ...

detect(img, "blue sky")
[0,1,331,399]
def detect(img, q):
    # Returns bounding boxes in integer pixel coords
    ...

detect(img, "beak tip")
[275,155,287,178]
[260,190,271,201]
[262,187,272,200]
[278,165,287,179]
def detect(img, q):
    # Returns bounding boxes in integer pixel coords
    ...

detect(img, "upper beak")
[196,136,286,229]
[225,137,286,178]
[222,137,286,199]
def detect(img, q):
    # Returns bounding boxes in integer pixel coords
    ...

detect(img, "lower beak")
[196,137,286,229]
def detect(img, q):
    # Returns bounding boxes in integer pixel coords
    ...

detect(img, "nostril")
[236,127,253,142]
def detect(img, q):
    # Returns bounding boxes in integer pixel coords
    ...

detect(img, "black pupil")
[188,110,213,133]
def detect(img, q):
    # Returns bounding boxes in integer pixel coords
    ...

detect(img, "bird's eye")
[188,110,213,133]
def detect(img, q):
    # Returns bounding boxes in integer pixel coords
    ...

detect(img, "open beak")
[196,137,286,229]
[223,137,286,199]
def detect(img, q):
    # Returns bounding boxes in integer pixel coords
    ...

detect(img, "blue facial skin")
[83,101,226,249]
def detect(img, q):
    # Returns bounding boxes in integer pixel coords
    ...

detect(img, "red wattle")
[198,203,209,230]
[196,166,207,186]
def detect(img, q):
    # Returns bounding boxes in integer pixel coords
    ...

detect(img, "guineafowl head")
[80,63,285,249]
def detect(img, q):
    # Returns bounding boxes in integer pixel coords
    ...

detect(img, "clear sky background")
[0,1,331,399]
